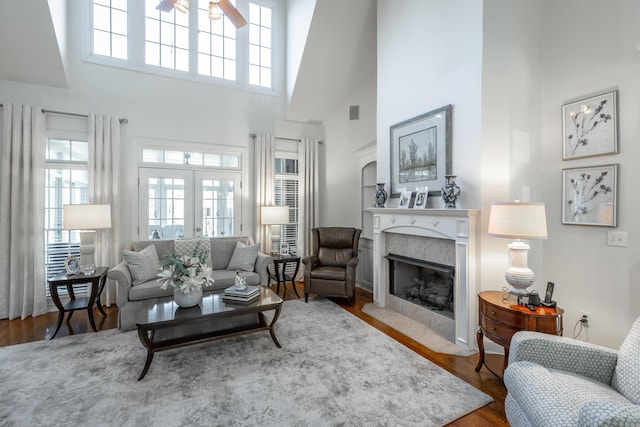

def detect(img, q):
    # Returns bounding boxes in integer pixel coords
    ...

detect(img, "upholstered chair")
[504,316,640,426]
[302,227,361,303]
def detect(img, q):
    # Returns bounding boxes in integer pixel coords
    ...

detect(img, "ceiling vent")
[349,105,359,121]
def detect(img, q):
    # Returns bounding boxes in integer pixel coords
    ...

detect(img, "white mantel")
[368,208,480,350]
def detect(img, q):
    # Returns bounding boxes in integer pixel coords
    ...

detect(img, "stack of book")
[222,285,260,303]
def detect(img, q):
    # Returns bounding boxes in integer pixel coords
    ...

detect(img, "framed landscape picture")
[562,90,618,160]
[562,164,617,227]
[390,105,452,197]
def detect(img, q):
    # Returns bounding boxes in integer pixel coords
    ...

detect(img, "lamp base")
[79,230,96,267]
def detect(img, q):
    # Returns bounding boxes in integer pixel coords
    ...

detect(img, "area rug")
[0,297,491,426]
[362,303,476,356]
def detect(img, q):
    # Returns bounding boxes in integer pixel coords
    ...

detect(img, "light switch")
[607,231,628,247]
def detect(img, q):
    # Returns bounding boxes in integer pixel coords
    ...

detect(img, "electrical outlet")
[607,231,628,247]
[580,310,591,327]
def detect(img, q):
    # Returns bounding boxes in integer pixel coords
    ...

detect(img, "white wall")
[538,0,640,348]
[378,0,640,348]
[377,0,484,210]
[321,74,377,227]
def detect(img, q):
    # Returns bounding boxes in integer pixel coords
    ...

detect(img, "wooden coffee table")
[135,286,283,380]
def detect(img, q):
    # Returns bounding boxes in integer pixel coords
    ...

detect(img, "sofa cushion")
[123,244,161,285]
[133,240,175,264]
[128,278,174,301]
[227,241,260,272]
[504,360,631,427]
[210,236,251,270]
[174,237,212,266]
[612,317,640,404]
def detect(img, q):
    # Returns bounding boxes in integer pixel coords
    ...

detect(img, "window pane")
[112,34,127,60]
[211,35,223,56]
[112,0,127,11]
[48,139,70,160]
[204,154,221,167]
[71,141,89,161]
[224,59,236,80]
[249,44,259,65]
[261,46,271,67]
[260,67,271,88]
[249,65,259,85]
[165,151,183,164]
[143,148,163,163]
[112,9,127,35]
[262,6,272,27]
[249,24,260,45]
[176,48,189,71]
[198,32,210,54]
[249,3,260,24]
[146,42,160,66]
[160,44,174,68]
[94,30,111,57]
[211,56,224,78]
[175,26,189,49]
[224,39,236,60]
[261,27,271,48]
[221,154,239,168]
[93,5,110,31]
[145,18,160,43]
[198,53,211,75]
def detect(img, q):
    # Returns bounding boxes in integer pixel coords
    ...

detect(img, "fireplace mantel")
[367,208,480,350]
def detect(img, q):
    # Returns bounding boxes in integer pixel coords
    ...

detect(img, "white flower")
[157,265,176,290]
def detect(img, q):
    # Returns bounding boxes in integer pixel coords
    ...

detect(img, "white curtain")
[89,114,121,307]
[296,138,320,280]
[0,104,47,319]
[254,133,276,254]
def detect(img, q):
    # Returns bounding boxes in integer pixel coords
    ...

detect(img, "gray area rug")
[0,297,491,426]
[362,303,476,356]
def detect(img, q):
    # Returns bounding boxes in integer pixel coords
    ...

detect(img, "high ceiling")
[0,0,377,122]
[0,0,68,88]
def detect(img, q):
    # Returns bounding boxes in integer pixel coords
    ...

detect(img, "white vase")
[173,287,203,308]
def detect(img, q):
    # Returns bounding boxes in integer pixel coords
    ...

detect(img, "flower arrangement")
[157,245,215,293]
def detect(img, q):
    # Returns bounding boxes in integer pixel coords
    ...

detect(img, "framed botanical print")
[562,90,618,160]
[562,164,617,226]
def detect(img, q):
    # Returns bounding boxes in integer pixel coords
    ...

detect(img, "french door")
[138,167,241,240]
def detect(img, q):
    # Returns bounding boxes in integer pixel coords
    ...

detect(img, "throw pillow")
[174,237,212,267]
[123,244,161,285]
[227,241,260,272]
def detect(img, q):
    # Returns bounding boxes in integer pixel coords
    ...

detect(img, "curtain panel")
[254,133,276,254]
[0,104,47,319]
[88,114,121,307]
[296,137,320,280]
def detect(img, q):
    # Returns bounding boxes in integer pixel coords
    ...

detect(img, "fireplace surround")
[368,208,479,350]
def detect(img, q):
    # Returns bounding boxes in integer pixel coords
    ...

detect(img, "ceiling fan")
[156,0,248,28]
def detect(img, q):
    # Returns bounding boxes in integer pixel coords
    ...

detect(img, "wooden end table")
[475,290,563,376]
[47,267,109,339]
[268,255,301,298]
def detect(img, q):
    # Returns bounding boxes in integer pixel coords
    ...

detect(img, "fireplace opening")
[386,253,455,320]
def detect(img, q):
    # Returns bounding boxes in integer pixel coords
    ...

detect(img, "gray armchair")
[504,317,640,427]
[302,227,361,303]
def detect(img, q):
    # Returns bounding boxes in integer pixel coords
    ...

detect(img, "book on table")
[223,285,260,300]
[222,293,261,304]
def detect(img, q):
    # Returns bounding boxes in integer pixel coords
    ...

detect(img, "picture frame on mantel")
[561,164,617,227]
[562,90,618,160]
[390,104,452,197]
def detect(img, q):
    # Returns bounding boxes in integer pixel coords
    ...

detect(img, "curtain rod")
[250,133,323,144]
[0,103,128,124]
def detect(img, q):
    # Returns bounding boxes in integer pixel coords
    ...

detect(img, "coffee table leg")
[137,327,155,381]
[268,305,283,348]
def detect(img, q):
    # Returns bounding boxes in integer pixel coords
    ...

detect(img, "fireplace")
[386,254,455,319]
[369,208,479,350]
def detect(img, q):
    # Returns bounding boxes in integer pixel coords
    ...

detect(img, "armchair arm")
[509,331,618,385]
[579,400,640,427]
[107,260,132,308]
[301,255,318,269]
[254,252,273,286]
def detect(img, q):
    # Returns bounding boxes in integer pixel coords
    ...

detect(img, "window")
[92,0,128,60]
[145,0,189,71]
[274,155,298,256]
[45,139,89,278]
[248,2,272,88]
[89,0,275,90]
[197,0,237,80]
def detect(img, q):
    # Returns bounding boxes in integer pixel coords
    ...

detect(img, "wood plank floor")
[0,284,508,426]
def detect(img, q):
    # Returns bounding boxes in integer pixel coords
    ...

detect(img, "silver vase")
[173,287,203,308]
[441,175,461,208]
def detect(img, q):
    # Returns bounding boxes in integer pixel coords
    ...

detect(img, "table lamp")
[488,202,548,298]
[63,204,112,268]
[261,205,289,255]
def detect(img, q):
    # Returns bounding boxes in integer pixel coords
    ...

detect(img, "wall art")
[562,164,617,227]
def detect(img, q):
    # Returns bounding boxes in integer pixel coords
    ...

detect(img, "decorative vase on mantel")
[173,287,203,308]
[374,183,388,208]
[441,175,461,208]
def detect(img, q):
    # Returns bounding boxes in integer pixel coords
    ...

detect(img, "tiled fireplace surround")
[369,208,479,350]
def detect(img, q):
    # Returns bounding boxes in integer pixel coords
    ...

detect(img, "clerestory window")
[89,0,275,90]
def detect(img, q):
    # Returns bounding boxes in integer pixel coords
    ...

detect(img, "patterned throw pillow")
[123,244,161,285]
[227,241,260,272]
[612,316,640,404]
[174,237,212,267]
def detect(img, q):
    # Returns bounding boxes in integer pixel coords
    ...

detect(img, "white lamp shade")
[261,206,289,225]
[488,203,547,239]
[63,204,112,230]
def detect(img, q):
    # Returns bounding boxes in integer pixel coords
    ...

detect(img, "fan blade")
[218,0,248,28]
[156,0,176,12]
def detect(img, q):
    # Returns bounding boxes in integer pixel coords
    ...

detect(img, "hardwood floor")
[0,284,508,426]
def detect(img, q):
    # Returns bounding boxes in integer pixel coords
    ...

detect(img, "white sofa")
[107,236,273,331]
